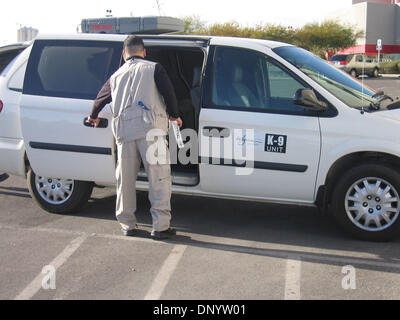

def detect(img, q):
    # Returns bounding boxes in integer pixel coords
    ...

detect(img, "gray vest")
[110,58,169,143]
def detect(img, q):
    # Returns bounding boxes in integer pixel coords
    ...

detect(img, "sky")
[0,0,352,46]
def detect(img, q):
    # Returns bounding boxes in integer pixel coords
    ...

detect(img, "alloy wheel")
[35,176,74,205]
[345,177,400,232]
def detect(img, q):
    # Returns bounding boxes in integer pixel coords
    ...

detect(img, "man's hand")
[87,116,100,128]
[170,117,183,128]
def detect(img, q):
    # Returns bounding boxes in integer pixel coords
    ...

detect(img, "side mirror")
[293,89,328,111]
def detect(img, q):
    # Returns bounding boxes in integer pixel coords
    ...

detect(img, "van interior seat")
[229,65,261,107]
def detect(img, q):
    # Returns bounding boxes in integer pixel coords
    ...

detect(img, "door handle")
[202,126,230,138]
[83,117,108,129]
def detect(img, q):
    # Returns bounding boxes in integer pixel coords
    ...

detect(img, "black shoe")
[122,228,138,237]
[151,228,176,240]
[0,173,9,183]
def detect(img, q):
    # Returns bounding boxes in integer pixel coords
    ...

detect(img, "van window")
[211,46,308,114]
[8,61,27,91]
[265,61,305,110]
[24,40,123,100]
[0,48,26,75]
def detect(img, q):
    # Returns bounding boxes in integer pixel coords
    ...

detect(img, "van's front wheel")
[27,168,94,214]
[331,164,400,241]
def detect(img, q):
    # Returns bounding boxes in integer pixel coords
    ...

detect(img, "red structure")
[331,1,400,56]
[338,44,400,56]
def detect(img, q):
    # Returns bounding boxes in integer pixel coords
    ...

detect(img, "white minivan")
[1,33,400,241]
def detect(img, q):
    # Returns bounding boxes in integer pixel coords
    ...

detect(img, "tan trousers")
[115,137,172,232]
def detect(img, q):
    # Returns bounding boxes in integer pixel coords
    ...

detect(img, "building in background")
[17,27,39,42]
[327,0,400,59]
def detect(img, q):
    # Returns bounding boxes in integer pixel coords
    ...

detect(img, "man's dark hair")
[124,35,145,55]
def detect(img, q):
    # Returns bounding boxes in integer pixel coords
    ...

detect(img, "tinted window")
[24,40,122,100]
[266,61,304,108]
[0,48,25,74]
[329,55,348,62]
[211,46,308,113]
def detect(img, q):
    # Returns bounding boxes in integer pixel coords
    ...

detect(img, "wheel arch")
[316,151,400,211]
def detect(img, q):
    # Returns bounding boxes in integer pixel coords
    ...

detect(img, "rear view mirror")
[293,89,328,111]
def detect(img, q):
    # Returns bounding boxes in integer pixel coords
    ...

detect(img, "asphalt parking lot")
[1,77,400,302]
[364,75,400,100]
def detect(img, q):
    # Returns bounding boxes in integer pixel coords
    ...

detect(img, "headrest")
[233,65,243,82]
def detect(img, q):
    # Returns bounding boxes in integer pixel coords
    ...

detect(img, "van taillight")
[340,61,349,65]
[0,100,3,113]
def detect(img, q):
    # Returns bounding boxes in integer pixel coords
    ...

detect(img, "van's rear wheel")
[27,168,94,214]
[331,164,400,241]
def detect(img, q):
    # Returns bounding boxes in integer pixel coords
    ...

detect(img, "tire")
[350,69,357,78]
[372,68,379,78]
[27,168,94,214]
[330,163,400,241]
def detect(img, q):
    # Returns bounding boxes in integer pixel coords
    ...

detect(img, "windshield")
[273,46,378,109]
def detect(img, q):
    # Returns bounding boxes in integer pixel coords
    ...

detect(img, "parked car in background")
[329,54,380,78]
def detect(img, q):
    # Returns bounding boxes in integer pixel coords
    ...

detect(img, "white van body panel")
[20,95,116,182]
[198,109,321,203]
[0,46,31,175]
[1,34,400,208]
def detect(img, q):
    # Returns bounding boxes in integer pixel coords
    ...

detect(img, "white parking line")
[2,223,400,273]
[14,235,87,300]
[284,256,302,300]
[144,244,187,300]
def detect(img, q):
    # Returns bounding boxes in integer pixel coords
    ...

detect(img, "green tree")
[248,24,296,43]
[206,21,245,37]
[182,17,362,59]
[295,20,363,58]
[181,15,207,34]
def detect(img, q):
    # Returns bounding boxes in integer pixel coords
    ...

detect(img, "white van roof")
[34,33,290,49]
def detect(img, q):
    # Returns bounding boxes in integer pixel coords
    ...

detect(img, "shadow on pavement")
[0,174,10,183]
[74,188,400,270]
[2,177,399,274]
[0,183,30,198]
